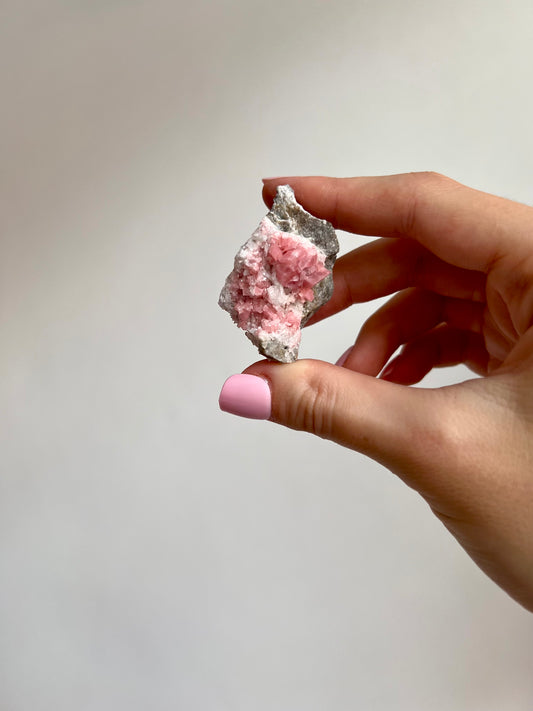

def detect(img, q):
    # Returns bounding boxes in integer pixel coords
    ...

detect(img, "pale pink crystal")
[225,218,328,343]
[219,185,338,362]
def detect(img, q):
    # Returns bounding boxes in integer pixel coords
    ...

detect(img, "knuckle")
[286,361,337,439]
[400,172,455,236]
[422,390,476,460]
[505,252,533,333]
[409,171,449,188]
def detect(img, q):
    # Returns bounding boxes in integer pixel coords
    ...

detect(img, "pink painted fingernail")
[335,347,352,368]
[219,374,271,420]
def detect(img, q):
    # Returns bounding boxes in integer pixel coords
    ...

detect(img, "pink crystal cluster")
[222,217,329,351]
[219,184,338,362]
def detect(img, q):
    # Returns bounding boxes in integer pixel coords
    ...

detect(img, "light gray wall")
[1,1,532,709]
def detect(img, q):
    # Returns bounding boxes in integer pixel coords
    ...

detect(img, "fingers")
[340,288,486,377]
[263,173,533,272]
[381,326,491,385]
[306,238,486,326]
[483,310,516,363]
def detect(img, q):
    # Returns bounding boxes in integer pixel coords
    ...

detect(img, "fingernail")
[380,363,394,379]
[219,374,271,420]
[335,347,352,368]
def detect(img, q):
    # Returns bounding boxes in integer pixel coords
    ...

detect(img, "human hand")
[219,173,533,612]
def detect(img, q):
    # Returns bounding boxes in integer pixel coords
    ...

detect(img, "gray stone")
[268,185,338,327]
[219,186,339,362]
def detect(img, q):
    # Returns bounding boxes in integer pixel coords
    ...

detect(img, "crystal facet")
[219,185,339,362]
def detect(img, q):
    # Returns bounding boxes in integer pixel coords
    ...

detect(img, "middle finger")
[308,238,486,326]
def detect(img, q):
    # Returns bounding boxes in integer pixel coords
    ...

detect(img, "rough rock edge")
[267,185,338,323]
[223,185,339,363]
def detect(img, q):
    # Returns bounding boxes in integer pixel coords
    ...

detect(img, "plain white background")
[1,1,532,709]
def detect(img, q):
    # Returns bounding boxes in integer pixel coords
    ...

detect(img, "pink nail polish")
[219,374,271,420]
[335,347,352,368]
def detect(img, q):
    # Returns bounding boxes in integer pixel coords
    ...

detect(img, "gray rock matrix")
[268,185,339,328]
[220,185,339,362]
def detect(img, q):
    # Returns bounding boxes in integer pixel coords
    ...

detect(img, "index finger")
[262,173,533,273]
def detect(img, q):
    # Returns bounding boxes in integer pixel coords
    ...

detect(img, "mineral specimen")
[219,185,339,362]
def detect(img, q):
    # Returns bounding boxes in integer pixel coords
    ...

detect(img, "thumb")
[219,359,443,481]
[220,360,533,611]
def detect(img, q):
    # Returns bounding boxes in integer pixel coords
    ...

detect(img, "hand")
[219,172,533,612]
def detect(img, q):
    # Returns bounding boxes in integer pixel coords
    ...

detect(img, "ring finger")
[339,287,486,376]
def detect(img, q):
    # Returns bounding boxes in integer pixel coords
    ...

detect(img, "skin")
[245,172,533,612]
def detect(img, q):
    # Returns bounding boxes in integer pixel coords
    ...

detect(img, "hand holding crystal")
[220,172,533,612]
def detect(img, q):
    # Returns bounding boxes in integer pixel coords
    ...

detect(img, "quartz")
[219,185,339,362]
